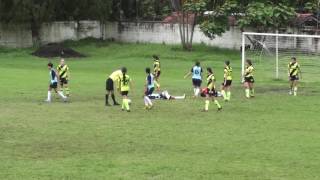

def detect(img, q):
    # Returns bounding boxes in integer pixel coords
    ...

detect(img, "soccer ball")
[127,99,132,105]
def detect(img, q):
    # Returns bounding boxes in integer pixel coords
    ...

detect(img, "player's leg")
[249,82,255,97]
[63,80,70,97]
[46,85,53,102]
[289,78,294,95]
[213,96,222,111]
[121,92,130,112]
[244,81,250,98]
[293,79,298,96]
[221,81,227,101]
[144,88,154,109]
[56,85,67,101]
[155,72,161,90]
[204,94,210,112]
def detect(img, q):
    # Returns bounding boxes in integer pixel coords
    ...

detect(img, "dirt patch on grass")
[32,43,86,58]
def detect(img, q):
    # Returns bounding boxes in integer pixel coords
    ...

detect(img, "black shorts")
[222,80,232,87]
[60,78,68,85]
[121,91,129,96]
[192,79,202,87]
[155,71,161,78]
[106,78,114,91]
[50,82,58,89]
[290,75,299,81]
[244,77,255,83]
[145,87,155,96]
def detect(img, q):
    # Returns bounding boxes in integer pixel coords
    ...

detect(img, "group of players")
[46,55,301,112]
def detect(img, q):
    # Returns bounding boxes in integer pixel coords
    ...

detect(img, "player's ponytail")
[207,67,213,74]
[121,67,127,85]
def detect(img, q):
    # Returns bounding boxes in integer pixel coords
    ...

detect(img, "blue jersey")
[146,73,155,89]
[191,66,202,80]
[50,69,58,84]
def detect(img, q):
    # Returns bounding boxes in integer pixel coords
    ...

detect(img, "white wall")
[0,24,32,48]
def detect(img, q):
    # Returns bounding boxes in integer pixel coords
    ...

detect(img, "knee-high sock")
[205,100,210,111]
[146,96,152,106]
[214,100,221,108]
[144,96,152,106]
[122,99,125,109]
[47,91,51,101]
[245,89,250,98]
[173,95,185,100]
[227,91,231,101]
[195,88,200,96]
[221,90,226,100]
[58,91,66,99]
[111,94,117,104]
[250,88,255,97]
[64,87,70,96]
[105,94,109,105]
[124,99,130,110]
[293,87,298,96]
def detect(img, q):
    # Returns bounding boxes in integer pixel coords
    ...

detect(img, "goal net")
[241,32,320,82]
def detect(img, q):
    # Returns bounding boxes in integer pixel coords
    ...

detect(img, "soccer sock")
[214,100,222,109]
[58,91,67,99]
[111,94,117,104]
[105,94,109,105]
[193,88,196,96]
[227,91,231,101]
[245,89,250,98]
[125,99,130,110]
[250,88,255,97]
[221,90,226,100]
[65,87,70,96]
[195,88,200,96]
[294,87,298,96]
[144,96,148,106]
[146,96,153,106]
[47,91,51,101]
[122,99,125,109]
[205,100,210,111]
[174,95,185,100]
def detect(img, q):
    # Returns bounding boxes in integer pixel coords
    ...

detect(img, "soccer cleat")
[105,103,111,106]
[289,91,293,95]
[217,107,222,111]
[201,109,208,112]
[44,99,51,103]
[127,110,131,112]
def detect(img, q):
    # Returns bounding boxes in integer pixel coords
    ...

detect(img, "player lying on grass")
[144,67,154,110]
[105,69,122,106]
[148,90,185,100]
[118,67,132,112]
[46,62,67,103]
[288,57,302,96]
[57,58,70,97]
[202,67,222,112]
[243,59,255,98]
[221,60,232,101]
[153,55,161,91]
[184,61,203,98]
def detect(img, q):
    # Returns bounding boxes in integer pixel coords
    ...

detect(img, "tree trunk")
[31,20,41,47]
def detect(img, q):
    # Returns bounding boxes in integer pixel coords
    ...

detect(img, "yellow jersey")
[245,65,254,78]
[57,64,69,79]
[207,74,216,90]
[118,74,131,92]
[153,60,161,73]
[109,70,122,82]
[288,62,300,77]
[224,66,232,80]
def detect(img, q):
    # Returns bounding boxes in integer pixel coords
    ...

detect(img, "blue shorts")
[145,87,155,96]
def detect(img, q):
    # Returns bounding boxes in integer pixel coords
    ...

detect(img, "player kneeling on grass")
[202,68,222,112]
[118,67,132,112]
[46,62,67,103]
[144,68,154,110]
[148,90,185,100]
[221,60,232,101]
[288,57,301,96]
[184,61,203,98]
[57,58,70,97]
[243,59,255,98]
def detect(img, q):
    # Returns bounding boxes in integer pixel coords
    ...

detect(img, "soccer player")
[288,57,301,96]
[243,59,255,98]
[118,67,132,112]
[153,55,161,90]
[57,58,70,96]
[203,67,222,112]
[184,61,203,97]
[148,90,185,100]
[144,67,154,110]
[221,60,232,101]
[105,69,122,106]
[46,62,67,102]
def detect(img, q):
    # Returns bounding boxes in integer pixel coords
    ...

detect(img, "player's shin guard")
[205,100,210,111]
[227,91,231,101]
[293,87,298,96]
[214,100,221,109]
[47,91,52,102]
[245,89,250,98]
[221,90,226,100]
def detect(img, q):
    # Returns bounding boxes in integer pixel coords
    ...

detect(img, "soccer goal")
[241,32,320,81]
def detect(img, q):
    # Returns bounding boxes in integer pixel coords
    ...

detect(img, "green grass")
[0,41,320,180]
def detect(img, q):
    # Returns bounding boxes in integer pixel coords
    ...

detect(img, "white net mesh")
[243,33,320,82]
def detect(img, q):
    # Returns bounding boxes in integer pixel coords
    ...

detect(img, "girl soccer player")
[118,67,132,112]
[221,60,232,101]
[203,68,222,112]
[153,55,161,91]
[243,59,255,98]
[184,61,203,97]
[46,62,67,102]
[288,57,301,96]
[144,67,154,109]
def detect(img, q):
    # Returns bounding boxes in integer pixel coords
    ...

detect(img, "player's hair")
[121,67,127,85]
[246,59,252,66]
[152,55,159,60]
[207,67,213,74]
[291,57,296,61]
[146,67,151,74]
[225,60,230,66]
[195,61,200,66]
[48,62,53,67]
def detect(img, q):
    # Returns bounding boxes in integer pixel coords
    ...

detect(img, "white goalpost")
[241,32,320,80]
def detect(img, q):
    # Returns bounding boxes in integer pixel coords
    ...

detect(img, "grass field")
[1,40,320,180]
